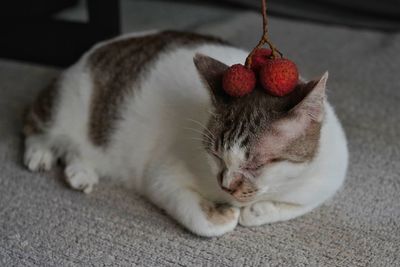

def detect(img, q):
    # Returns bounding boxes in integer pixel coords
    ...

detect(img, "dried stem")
[245,0,282,68]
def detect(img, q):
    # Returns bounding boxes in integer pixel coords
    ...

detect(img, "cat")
[23,30,348,237]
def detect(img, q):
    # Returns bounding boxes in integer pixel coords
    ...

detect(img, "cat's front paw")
[239,201,280,227]
[240,201,312,227]
[24,145,54,172]
[65,163,98,194]
[196,201,240,237]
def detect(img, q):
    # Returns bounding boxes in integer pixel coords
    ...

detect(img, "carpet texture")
[1,10,400,267]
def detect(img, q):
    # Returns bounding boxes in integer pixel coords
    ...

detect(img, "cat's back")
[85,31,249,147]
[27,31,236,141]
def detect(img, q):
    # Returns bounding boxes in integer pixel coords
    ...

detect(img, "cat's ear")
[290,71,328,123]
[193,53,229,104]
[273,72,328,139]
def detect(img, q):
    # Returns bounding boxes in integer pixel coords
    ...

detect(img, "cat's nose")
[220,173,243,193]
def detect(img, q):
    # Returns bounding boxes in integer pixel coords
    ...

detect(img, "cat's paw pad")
[24,146,54,172]
[198,201,240,236]
[65,164,98,194]
[239,201,278,227]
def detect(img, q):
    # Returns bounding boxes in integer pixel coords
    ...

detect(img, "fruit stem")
[245,0,282,68]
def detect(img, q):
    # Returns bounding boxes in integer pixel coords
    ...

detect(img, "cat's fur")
[23,30,348,237]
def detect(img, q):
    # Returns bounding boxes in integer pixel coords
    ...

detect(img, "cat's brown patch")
[283,121,322,162]
[88,31,227,146]
[23,79,59,136]
[273,78,326,162]
[200,201,236,225]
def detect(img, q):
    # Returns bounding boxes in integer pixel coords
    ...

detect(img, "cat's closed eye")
[211,152,225,165]
[244,158,283,172]
[269,158,283,164]
[243,164,264,172]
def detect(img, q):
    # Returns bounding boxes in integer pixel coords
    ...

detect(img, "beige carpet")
[1,8,399,267]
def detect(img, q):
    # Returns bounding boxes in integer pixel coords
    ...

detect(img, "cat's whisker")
[184,128,214,143]
[183,127,214,142]
[183,135,213,146]
[183,134,213,145]
[207,109,217,117]
[185,118,215,139]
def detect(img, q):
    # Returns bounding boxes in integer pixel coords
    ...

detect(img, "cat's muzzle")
[218,172,258,203]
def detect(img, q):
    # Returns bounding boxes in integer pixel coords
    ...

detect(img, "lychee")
[249,48,272,72]
[259,58,298,96]
[222,64,256,97]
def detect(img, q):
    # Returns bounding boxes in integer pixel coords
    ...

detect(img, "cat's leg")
[24,132,98,193]
[23,72,99,193]
[64,160,98,194]
[24,134,55,172]
[61,142,99,194]
[23,79,59,172]
[143,167,239,237]
[239,175,341,227]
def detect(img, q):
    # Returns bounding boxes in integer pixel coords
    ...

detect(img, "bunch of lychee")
[222,48,299,97]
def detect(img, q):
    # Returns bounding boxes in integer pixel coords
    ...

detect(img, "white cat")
[23,31,348,237]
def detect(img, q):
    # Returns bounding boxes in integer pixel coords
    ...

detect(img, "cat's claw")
[65,163,98,194]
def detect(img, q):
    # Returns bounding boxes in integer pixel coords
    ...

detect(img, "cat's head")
[194,53,327,204]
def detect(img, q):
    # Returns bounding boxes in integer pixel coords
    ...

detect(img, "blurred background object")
[1,0,399,66]
[214,0,400,31]
[0,0,120,67]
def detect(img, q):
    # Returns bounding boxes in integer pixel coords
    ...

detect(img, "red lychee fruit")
[249,48,272,72]
[222,64,256,97]
[259,58,299,96]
